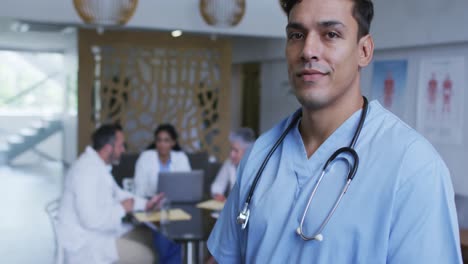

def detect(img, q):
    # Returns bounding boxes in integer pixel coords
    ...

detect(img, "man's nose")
[301,33,322,62]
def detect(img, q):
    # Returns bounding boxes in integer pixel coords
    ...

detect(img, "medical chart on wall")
[371,60,408,116]
[417,57,465,144]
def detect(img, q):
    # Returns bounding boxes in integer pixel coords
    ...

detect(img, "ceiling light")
[10,22,30,33]
[171,30,183,38]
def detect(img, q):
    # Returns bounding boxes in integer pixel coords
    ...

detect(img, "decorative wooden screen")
[78,29,231,159]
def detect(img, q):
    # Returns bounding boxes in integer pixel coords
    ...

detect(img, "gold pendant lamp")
[73,0,139,26]
[199,0,246,27]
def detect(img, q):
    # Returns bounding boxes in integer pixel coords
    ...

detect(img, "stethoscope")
[237,96,369,242]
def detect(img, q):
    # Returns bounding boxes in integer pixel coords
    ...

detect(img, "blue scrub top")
[208,101,462,263]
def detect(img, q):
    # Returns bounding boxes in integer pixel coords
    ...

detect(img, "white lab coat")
[57,146,147,264]
[134,149,191,197]
[210,159,237,196]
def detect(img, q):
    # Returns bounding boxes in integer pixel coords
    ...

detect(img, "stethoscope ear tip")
[296,227,324,242]
[314,234,323,241]
[295,227,301,235]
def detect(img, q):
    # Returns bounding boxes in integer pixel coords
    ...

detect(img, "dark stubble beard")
[109,147,121,165]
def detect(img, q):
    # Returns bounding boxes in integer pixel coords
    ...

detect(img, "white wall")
[0,31,73,52]
[259,60,299,132]
[371,0,468,49]
[0,17,76,52]
[232,37,286,63]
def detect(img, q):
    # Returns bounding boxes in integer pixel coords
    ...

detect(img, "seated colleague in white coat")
[134,123,191,198]
[211,127,256,202]
[208,0,462,263]
[57,124,164,264]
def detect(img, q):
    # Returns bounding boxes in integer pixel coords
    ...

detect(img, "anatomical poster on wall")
[371,59,408,116]
[417,57,465,144]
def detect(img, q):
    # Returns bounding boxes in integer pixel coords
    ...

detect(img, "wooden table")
[135,203,216,264]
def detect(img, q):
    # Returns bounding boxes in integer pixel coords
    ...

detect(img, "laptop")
[157,170,204,202]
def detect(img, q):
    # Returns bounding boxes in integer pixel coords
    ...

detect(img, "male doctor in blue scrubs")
[207,0,463,263]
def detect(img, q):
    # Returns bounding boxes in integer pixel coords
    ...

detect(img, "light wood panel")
[78,29,231,160]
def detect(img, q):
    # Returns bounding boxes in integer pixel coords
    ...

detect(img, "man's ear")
[358,34,374,67]
[100,143,112,156]
[105,143,114,153]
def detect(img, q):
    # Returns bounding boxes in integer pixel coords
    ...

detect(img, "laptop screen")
[157,170,204,202]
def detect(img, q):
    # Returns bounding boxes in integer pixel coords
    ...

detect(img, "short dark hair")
[92,124,122,151]
[154,123,182,151]
[280,0,374,39]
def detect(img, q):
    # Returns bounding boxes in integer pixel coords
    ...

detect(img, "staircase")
[0,118,63,165]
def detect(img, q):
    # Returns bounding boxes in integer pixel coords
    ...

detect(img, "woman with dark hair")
[134,123,191,198]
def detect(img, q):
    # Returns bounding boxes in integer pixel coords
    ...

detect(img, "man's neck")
[299,93,363,158]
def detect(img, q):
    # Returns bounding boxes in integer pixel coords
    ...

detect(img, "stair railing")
[0,72,62,107]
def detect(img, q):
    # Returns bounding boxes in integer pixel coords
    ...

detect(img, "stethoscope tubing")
[245,114,300,205]
[238,97,369,235]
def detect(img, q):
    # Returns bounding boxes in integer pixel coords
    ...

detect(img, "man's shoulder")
[70,150,98,170]
[171,150,189,159]
[65,150,102,182]
[367,101,441,162]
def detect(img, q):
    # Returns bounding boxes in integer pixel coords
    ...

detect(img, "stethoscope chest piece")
[237,203,250,230]
[237,97,368,236]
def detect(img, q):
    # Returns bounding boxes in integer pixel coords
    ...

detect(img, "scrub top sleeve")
[387,144,462,263]
[207,175,242,264]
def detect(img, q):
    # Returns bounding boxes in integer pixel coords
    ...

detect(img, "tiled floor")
[0,162,64,264]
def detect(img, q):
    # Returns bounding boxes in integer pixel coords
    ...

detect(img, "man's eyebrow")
[318,20,346,29]
[286,22,306,31]
[286,20,346,31]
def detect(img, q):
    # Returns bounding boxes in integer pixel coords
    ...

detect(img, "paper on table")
[196,199,225,211]
[133,208,191,222]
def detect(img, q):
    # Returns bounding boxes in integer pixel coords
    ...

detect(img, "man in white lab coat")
[210,127,256,201]
[57,124,164,264]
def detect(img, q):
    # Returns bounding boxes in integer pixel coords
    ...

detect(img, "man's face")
[285,0,372,110]
[229,141,246,167]
[109,131,126,165]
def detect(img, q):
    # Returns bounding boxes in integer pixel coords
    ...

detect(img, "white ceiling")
[0,0,287,38]
[2,0,468,51]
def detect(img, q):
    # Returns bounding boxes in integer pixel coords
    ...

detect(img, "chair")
[186,152,209,171]
[204,161,222,198]
[112,153,140,188]
[456,194,468,229]
[45,199,64,264]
